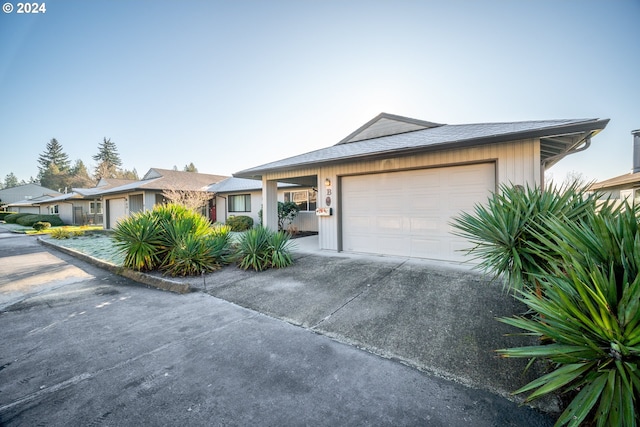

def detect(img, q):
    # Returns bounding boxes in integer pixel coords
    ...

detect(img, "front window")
[90,202,103,214]
[284,190,316,211]
[49,205,59,214]
[229,194,251,212]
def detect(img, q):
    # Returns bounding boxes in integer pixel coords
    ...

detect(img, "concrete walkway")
[180,235,555,410]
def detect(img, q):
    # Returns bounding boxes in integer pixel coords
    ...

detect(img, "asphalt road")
[0,230,554,426]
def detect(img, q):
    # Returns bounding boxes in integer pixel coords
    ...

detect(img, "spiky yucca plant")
[497,203,640,427]
[450,182,599,291]
[112,210,164,271]
[236,226,295,271]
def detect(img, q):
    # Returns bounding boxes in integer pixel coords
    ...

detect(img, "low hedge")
[4,213,32,223]
[0,212,19,221]
[16,214,64,227]
[226,215,254,231]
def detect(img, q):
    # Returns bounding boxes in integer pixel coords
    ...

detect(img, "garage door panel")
[342,163,495,261]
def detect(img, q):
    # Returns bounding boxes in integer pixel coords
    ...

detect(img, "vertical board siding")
[262,139,539,251]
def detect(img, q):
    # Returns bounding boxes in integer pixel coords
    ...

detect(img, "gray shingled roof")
[235,117,608,178]
[97,168,228,196]
[206,177,299,193]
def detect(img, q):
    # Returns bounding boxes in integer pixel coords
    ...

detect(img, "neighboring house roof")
[0,183,60,205]
[6,193,59,207]
[590,173,640,191]
[235,113,609,179]
[98,168,228,196]
[206,177,300,193]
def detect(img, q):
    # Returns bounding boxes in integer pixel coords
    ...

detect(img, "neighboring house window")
[90,202,103,214]
[229,194,251,212]
[49,205,59,214]
[284,190,317,211]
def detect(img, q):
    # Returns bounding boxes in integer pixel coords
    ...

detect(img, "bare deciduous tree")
[161,188,212,214]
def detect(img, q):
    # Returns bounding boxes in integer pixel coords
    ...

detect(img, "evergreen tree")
[69,159,94,188]
[37,138,70,179]
[183,163,198,173]
[3,172,18,188]
[118,168,139,180]
[93,137,122,179]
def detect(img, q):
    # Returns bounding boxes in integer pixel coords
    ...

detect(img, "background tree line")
[1,138,199,191]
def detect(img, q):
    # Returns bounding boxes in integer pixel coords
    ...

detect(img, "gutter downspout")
[540,133,593,188]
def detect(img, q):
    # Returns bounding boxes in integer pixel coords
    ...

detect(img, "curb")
[38,238,191,294]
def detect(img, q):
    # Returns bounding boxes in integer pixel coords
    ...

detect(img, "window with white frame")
[284,190,317,211]
[90,202,103,214]
[229,194,251,212]
[49,205,59,214]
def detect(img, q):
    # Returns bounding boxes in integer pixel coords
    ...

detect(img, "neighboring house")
[97,168,227,229]
[590,129,640,204]
[0,183,60,209]
[235,112,609,262]
[207,177,317,231]
[36,178,136,225]
[5,193,61,214]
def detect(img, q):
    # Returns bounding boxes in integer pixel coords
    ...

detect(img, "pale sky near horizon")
[1,0,638,186]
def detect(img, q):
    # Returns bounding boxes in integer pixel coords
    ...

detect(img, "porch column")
[262,178,278,231]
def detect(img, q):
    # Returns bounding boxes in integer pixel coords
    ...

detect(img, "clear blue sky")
[1,0,638,185]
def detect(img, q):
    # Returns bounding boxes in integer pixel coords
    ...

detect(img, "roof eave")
[235,119,610,179]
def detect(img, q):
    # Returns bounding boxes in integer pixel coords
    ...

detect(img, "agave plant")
[112,210,164,271]
[450,181,600,291]
[497,202,640,427]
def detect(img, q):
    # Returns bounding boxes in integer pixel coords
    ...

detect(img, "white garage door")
[108,198,126,229]
[341,163,495,261]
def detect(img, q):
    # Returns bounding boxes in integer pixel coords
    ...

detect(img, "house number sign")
[326,188,332,206]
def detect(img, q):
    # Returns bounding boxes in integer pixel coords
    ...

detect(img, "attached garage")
[341,163,495,260]
[235,112,609,263]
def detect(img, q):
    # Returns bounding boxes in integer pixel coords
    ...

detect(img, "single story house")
[590,129,640,204]
[235,112,609,262]
[5,193,61,214]
[207,177,317,231]
[0,183,60,210]
[97,168,227,228]
[36,178,136,225]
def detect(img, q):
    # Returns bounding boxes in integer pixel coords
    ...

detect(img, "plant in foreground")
[450,181,600,291]
[112,210,164,271]
[496,203,640,427]
[236,226,294,271]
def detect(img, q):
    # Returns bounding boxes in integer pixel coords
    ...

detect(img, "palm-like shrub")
[450,182,599,290]
[112,210,164,271]
[160,213,230,276]
[236,226,295,271]
[268,229,295,268]
[496,202,640,426]
[113,204,232,275]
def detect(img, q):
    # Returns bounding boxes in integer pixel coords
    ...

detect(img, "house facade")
[0,183,59,210]
[36,178,135,225]
[235,113,609,262]
[207,177,318,231]
[98,168,227,228]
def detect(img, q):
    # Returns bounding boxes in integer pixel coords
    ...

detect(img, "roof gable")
[337,113,443,145]
[235,115,609,179]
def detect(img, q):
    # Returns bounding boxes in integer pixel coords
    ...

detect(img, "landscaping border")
[38,237,191,294]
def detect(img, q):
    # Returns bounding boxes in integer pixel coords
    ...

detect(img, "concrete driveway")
[0,229,555,426]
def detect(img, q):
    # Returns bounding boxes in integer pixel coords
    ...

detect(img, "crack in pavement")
[310,259,408,330]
